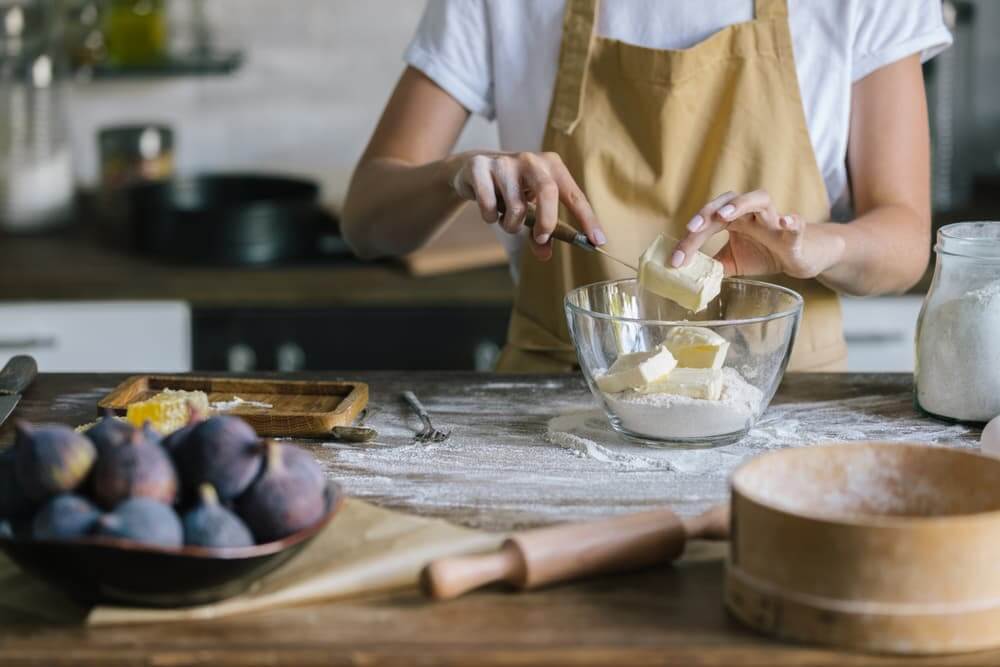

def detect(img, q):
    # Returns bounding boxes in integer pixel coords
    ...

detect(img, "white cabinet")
[841,296,924,372]
[0,302,191,372]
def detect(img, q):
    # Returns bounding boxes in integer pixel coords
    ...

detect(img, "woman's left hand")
[670,190,843,279]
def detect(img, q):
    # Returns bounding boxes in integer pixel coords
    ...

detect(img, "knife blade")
[0,355,38,428]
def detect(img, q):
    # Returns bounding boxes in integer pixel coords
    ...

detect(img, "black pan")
[116,173,349,265]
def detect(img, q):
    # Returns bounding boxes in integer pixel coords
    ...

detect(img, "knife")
[495,198,640,272]
[0,356,38,428]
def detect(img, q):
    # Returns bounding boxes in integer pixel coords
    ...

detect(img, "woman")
[343,0,951,372]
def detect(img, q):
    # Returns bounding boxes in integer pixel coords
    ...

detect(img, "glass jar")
[0,0,75,233]
[103,0,167,67]
[915,222,1000,423]
[98,124,174,190]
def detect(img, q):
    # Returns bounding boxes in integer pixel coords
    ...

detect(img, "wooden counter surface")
[0,372,993,666]
[0,229,513,307]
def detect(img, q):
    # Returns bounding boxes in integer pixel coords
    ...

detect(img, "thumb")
[714,243,739,277]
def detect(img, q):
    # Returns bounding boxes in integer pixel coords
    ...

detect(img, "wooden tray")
[725,442,1000,655]
[98,375,368,438]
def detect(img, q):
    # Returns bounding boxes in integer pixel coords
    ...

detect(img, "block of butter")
[639,234,724,312]
[595,345,677,394]
[664,326,730,369]
[637,367,724,400]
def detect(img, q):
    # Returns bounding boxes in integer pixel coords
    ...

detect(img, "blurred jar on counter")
[103,0,167,66]
[98,124,173,190]
[0,0,75,233]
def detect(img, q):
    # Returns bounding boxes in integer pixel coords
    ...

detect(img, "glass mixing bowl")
[565,278,802,447]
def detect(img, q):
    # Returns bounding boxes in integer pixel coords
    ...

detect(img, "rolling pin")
[421,504,729,600]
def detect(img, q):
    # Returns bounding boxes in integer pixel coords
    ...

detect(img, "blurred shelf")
[89,50,243,79]
[0,224,514,308]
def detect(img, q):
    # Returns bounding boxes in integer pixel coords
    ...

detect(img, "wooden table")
[1,372,995,666]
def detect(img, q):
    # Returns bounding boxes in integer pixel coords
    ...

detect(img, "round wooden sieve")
[726,441,1000,655]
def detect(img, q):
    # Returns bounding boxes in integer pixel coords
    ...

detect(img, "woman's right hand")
[449,151,605,260]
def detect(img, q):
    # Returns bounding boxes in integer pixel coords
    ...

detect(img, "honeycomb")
[126,389,210,434]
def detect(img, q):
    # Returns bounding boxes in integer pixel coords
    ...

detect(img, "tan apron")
[497,0,847,373]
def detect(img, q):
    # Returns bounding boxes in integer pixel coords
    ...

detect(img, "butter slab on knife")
[639,234,723,312]
[595,345,677,394]
[664,326,730,369]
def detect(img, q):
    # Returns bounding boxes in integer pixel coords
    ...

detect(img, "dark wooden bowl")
[0,482,343,607]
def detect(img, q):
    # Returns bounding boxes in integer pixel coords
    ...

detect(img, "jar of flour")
[916,222,1000,422]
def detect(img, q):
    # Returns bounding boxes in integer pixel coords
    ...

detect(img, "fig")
[84,412,135,455]
[95,497,183,548]
[14,421,96,501]
[237,442,327,543]
[160,405,206,453]
[89,425,178,509]
[172,416,262,501]
[182,484,254,548]
[282,444,327,491]
[0,448,33,519]
[32,493,100,541]
[141,420,163,446]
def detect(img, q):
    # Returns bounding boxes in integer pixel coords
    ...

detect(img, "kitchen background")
[1,0,998,373]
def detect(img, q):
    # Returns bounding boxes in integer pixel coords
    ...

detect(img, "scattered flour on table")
[917,279,1000,422]
[316,381,979,531]
[544,394,976,476]
[603,368,762,440]
[50,388,114,413]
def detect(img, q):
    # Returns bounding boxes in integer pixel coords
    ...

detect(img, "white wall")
[66,0,498,204]
[65,0,1000,198]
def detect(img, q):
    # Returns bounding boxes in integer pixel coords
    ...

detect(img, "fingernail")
[536,233,550,244]
[687,215,704,232]
[670,250,685,267]
[592,229,607,246]
[719,205,736,219]
[781,215,794,229]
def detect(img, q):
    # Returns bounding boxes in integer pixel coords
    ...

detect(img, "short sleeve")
[404,0,495,120]
[851,0,953,82]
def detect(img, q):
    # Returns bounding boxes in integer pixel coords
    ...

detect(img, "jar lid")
[936,222,1000,260]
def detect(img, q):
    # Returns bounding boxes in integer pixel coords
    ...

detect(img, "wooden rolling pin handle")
[683,504,730,541]
[421,543,526,601]
[423,507,729,601]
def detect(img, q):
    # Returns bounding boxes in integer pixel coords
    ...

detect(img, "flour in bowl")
[603,367,763,440]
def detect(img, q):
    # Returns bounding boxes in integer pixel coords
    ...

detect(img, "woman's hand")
[450,151,605,260]
[671,190,845,279]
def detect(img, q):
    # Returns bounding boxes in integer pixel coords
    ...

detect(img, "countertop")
[0,227,514,308]
[0,371,992,666]
[6,198,1000,308]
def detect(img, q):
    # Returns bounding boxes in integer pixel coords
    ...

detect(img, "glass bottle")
[103,0,167,67]
[915,222,1000,422]
[0,0,74,233]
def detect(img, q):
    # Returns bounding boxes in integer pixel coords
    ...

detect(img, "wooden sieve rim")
[730,441,1000,529]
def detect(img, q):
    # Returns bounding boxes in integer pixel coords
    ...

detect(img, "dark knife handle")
[0,356,37,396]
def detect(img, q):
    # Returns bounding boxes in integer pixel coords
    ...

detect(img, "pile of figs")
[0,413,329,550]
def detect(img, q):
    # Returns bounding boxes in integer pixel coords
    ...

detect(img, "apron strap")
[754,0,788,19]
[550,0,599,134]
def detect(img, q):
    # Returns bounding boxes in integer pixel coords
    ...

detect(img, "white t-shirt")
[405,0,952,220]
